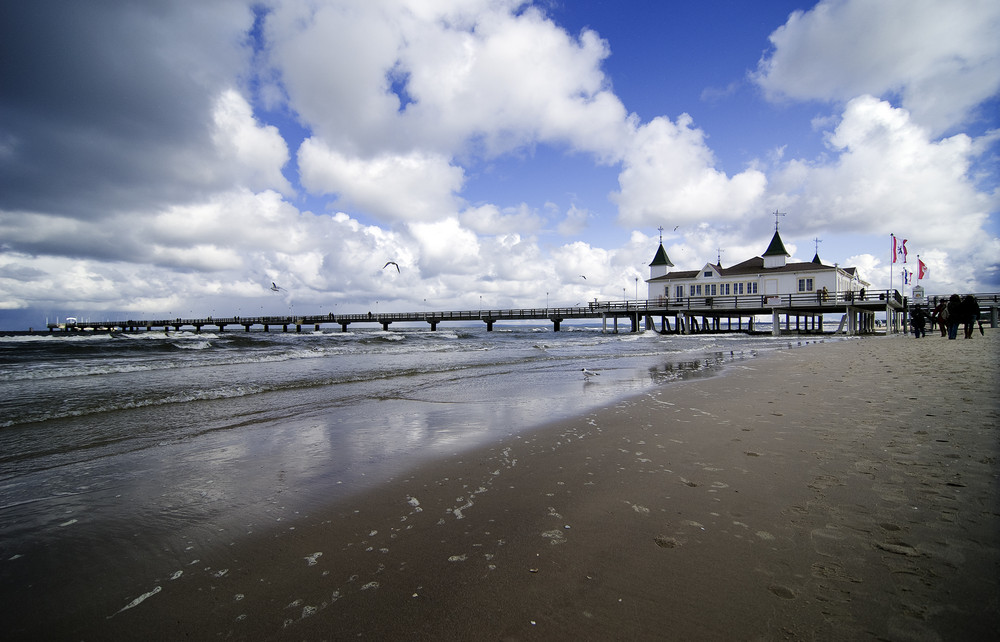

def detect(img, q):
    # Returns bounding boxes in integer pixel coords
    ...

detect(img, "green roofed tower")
[762,227,790,268]
[649,243,674,279]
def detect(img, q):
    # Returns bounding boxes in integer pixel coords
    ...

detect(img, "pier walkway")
[46,290,1000,337]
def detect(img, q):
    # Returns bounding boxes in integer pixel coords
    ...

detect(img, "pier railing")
[43,288,930,335]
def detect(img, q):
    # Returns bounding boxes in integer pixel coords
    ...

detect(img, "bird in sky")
[673,225,680,231]
[580,275,587,279]
[270,282,285,292]
[383,261,400,272]
[581,368,600,378]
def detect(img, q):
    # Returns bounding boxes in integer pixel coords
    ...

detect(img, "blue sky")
[1,0,998,329]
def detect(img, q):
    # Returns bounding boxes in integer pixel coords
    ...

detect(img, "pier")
[44,289,998,337]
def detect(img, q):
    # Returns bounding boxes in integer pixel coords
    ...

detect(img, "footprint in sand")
[541,530,567,545]
[810,526,850,557]
[654,535,680,548]
[810,561,862,583]
[874,540,921,557]
[807,474,843,490]
[767,584,796,599]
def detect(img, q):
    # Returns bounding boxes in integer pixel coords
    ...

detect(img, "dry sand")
[69,331,1000,640]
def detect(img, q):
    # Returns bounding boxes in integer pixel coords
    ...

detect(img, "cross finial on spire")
[773,209,786,232]
[657,225,664,244]
[813,237,822,253]
[716,247,724,265]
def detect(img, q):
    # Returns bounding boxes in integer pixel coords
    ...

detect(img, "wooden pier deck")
[45,289,990,337]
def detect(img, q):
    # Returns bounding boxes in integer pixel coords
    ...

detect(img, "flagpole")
[889,232,896,297]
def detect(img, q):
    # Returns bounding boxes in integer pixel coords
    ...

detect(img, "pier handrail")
[46,289,998,334]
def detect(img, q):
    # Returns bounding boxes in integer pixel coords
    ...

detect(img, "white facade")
[646,230,870,302]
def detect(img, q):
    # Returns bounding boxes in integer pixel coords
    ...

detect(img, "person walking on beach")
[946,294,963,340]
[961,295,981,338]
[930,300,948,336]
[910,306,927,338]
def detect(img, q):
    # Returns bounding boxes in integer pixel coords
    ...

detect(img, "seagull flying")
[580,275,587,280]
[581,368,600,378]
[270,282,285,292]
[383,261,400,272]
[673,225,679,231]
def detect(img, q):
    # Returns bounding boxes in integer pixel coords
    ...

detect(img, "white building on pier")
[646,226,869,305]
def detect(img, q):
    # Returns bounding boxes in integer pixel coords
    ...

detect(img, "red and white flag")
[918,258,928,279]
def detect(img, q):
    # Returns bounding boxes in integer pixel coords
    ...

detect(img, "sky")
[1,0,998,329]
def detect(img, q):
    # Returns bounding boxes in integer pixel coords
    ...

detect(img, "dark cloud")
[0,263,47,281]
[0,0,254,219]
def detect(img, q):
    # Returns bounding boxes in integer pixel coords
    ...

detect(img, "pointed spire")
[649,243,674,267]
[763,229,789,257]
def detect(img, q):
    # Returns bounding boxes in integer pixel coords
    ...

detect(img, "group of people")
[910,294,982,339]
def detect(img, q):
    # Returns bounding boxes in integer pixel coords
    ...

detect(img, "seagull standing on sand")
[383,261,400,272]
[581,368,600,378]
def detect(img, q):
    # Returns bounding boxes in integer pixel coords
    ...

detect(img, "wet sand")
[23,331,1000,640]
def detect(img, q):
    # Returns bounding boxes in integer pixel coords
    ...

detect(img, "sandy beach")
[23,330,1000,640]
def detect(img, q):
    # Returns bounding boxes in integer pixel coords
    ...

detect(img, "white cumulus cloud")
[754,0,1000,134]
[298,140,465,222]
[613,115,767,227]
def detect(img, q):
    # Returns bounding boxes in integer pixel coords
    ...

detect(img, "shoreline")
[8,332,1000,640]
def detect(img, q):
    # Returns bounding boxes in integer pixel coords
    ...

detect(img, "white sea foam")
[173,340,212,350]
[110,585,161,617]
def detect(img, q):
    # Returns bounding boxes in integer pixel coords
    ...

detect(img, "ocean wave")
[172,340,212,350]
[0,354,528,429]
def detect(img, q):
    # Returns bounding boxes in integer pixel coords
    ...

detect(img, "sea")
[0,322,822,633]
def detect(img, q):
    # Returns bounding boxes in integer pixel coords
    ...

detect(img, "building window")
[692,284,702,295]
[704,270,713,277]
[707,284,717,296]
[734,282,744,295]
[746,282,757,294]
[675,285,684,298]
[720,283,730,295]
[798,278,814,292]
